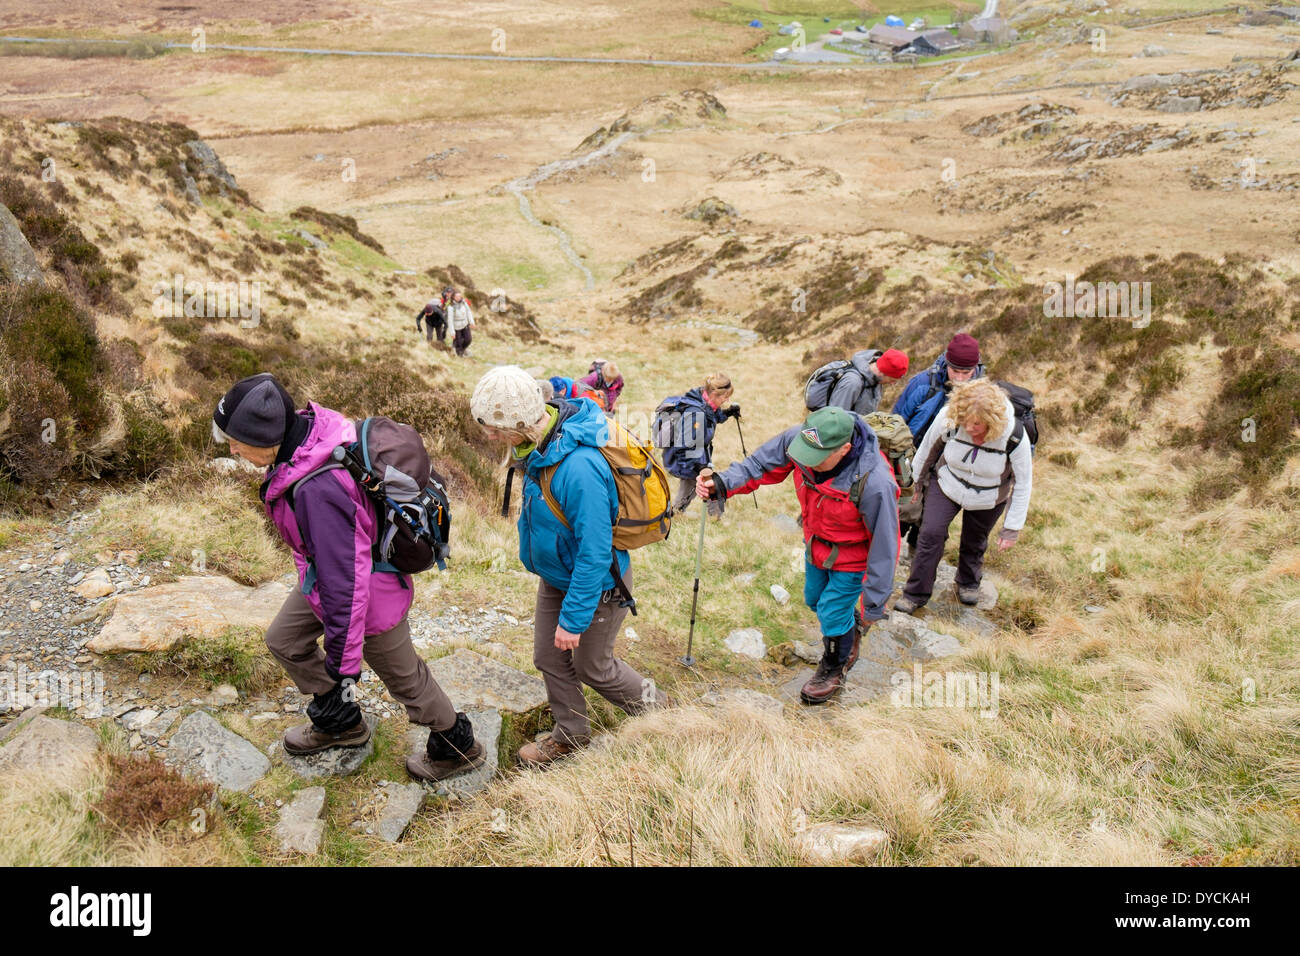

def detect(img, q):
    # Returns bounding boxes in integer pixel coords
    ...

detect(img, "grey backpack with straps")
[291,417,451,574]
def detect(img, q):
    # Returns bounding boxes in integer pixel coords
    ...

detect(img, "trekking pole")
[680,467,712,669]
[734,418,758,510]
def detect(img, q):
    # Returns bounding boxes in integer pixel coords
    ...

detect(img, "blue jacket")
[892,353,986,441]
[518,398,630,634]
[661,387,734,479]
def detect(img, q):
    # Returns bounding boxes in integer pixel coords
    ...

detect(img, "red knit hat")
[945,333,980,369]
[876,348,908,379]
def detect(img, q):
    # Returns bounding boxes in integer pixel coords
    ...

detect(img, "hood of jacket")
[528,397,609,473]
[262,403,356,505]
[849,349,883,378]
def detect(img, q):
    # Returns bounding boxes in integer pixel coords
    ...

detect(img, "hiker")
[447,289,475,356]
[547,375,607,410]
[893,378,1032,615]
[578,359,624,412]
[807,348,909,416]
[892,333,985,557]
[697,405,900,704]
[659,372,740,519]
[211,373,484,783]
[471,365,663,766]
[415,296,446,346]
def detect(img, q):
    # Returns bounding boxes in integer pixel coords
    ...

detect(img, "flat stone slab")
[276,786,326,855]
[89,575,291,654]
[167,711,270,792]
[700,687,784,715]
[406,707,500,799]
[724,627,766,659]
[376,780,426,842]
[0,713,99,774]
[426,649,547,714]
[873,612,963,662]
[278,715,377,779]
[778,658,897,707]
[796,823,888,863]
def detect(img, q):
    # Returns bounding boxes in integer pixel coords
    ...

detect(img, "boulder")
[279,715,377,779]
[405,707,500,798]
[426,650,547,714]
[0,202,43,286]
[184,140,241,195]
[796,823,888,862]
[276,786,326,855]
[0,713,99,774]
[167,711,269,792]
[88,576,291,654]
[724,628,767,659]
[1157,95,1202,114]
[74,568,115,601]
[376,781,426,842]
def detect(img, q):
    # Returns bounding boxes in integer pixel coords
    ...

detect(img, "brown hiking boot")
[406,741,487,783]
[283,717,371,755]
[518,733,580,768]
[892,594,922,616]
[957,585,982,606]
[800,654,846,705]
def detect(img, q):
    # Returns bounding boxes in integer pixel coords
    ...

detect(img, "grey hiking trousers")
[264,587,457,731]
[531,574,651,745]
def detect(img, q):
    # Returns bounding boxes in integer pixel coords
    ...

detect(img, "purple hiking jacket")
[578,368,624,411]
[262,403,412,676]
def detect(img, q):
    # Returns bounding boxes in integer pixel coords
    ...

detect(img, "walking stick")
[680,467,712,669]
[734,418,758,510]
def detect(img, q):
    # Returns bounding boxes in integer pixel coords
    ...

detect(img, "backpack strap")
[536,464,638,615]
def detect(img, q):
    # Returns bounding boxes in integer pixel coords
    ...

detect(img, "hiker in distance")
[806,347,910,416]
[414,293,447,347]
[447,288,475,357]
[697,404,900,704]
[578,358,624,412]
[657,372,741,519]
[212,373,485,783]
[472,365,666,766]
[893,378,1032,615]
[892,333,985,557]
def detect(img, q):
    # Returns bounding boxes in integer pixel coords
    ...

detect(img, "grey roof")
[920,28,961,50]
[868,24,918,47]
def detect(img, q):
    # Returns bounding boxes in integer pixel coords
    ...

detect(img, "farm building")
[958,17,1013,44]
[912,29,962,55]
[868,24,917,51]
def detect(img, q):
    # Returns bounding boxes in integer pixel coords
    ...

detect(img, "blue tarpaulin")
[885,14,905,26]
[749,19,763,27]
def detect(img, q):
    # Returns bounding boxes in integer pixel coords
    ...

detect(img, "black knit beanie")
[212,373,296,448]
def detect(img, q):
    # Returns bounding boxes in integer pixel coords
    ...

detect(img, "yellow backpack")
[538,416,672,549]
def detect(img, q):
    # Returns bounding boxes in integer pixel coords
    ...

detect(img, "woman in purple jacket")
[211,373,484,783]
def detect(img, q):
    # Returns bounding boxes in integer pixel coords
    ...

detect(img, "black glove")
[308,666,362,732]
[702,472,728,501]
[726,404,741,420]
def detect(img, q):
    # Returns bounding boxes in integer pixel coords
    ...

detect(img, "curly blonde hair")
[945,378,1008,437]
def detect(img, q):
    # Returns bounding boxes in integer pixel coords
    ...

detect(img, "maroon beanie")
[876,349,908,379]
[945,333,980,369]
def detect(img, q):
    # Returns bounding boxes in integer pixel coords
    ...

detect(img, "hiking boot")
[283,717,371,756]
[892,595,922,616]
[406,741,486,783]
[518,733,581,768]
[800,653,846,705]
[844,612,864,672]
[958,585,982,606]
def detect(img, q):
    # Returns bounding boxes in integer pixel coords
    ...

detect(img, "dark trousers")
[902,475,1006,605]
[424,319,445,344]
[264,588,457,731]
[453,326,472,355]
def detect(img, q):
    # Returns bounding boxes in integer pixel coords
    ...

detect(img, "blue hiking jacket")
[518,398,630,634]
[661,387,734,479]
[891,353,986,441]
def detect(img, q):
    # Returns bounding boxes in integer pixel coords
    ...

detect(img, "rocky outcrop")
[0,203,43,286]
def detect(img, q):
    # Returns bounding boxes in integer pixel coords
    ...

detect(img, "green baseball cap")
[788,406,855,467]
